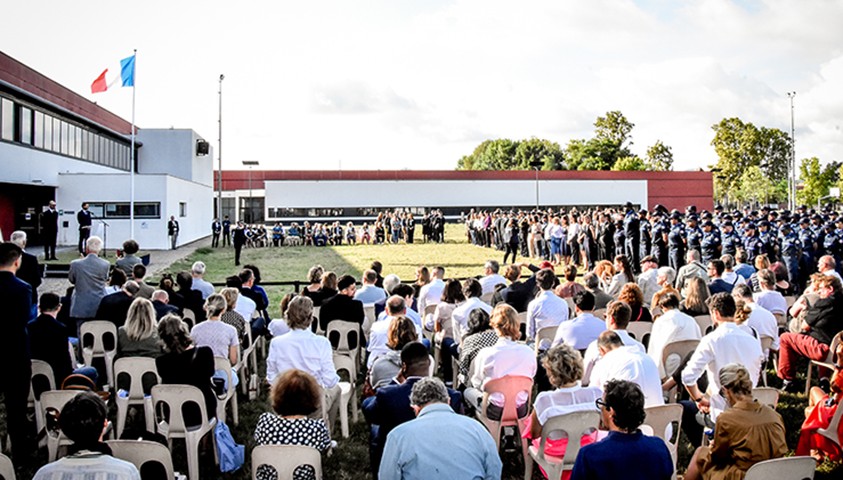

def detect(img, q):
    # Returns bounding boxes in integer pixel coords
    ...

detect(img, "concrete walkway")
[32,236,212,298]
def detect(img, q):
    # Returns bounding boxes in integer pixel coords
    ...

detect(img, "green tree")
[797,157,839,207]
[733,166,774,206]
[564,136,623,171]
[456,139,518,170]
[611,156,647,171]
[594,110,634,150]
[710,117,792,204]
[513,137,566,170]
[645,140,674,171]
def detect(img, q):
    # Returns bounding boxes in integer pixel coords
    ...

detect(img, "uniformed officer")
[668,212,686,272]
[685,216,703,253]
[700,220,721,264]
[720,221,741,257]
[639,209,652,266]
[742,223,764,264]
[779,223,801,291]
[623,203,641,270]
[822,223,841,267]
[757,221,777,262]
[651,211,669,267]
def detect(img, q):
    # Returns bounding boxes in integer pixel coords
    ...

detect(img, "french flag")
[91,54,135,94]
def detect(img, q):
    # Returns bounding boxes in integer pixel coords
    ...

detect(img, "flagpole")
[130,49,136,240]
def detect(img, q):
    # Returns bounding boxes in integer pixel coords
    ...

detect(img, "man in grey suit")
[69,236,110,332]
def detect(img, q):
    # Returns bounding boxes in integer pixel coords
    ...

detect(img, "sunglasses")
[595,398,609,410]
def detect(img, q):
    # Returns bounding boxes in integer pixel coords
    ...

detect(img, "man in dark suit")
[492,262,541,313]
[95,281,139,327]
[41,200,59,260]
[77,202,93,254]
[167,215,180,250]
[232,221,246,266]
[151,290,179,320]
[362,342,462,478]
[29,293,75,384]
[211,218,221,248]
[11,231,41,317]
[319,274,364,332]
[0,242,34,462]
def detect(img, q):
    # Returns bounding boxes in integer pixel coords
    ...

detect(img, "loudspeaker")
[196,140,210,156]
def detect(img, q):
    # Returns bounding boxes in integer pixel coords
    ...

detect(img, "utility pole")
[217,74,224,219]
[787,92,796,210]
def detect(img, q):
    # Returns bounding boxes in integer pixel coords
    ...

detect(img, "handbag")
[214,421,245,472]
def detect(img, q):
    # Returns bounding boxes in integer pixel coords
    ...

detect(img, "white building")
[0,51,213,251]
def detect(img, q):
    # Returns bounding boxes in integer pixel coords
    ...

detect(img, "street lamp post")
[529,160,543,211]
[242,160,259,223]
[217,74,224,219]
[787,92,796,210]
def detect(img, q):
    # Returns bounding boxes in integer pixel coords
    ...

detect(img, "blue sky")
[2,0,841,171]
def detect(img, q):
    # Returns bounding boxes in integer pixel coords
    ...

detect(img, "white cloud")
[2,0,842,171]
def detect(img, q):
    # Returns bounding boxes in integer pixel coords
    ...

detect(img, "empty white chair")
[333,354,358,438]
[114,357,160,438]
[107,439,178,480]
[752,387,780,409]
[362,304,376,340]
[29,359,56,436]
[79,320,118,387]
[151,384,218,480]
[744,456,816,480]
[251,444,322,480]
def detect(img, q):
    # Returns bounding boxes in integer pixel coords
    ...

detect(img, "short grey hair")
[191,261,206,275]
[86,236,103,254]
[686,249,700,262]
[583,272,599,289]
[410,377,450,407]
[657,266,676,284]
[152,289,169,302]
[10,231,26,248]
[485,260,500,274]
[383,274,401,294]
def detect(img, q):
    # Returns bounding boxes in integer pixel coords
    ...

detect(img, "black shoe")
[781,380,800,394]
[819,377,831,394]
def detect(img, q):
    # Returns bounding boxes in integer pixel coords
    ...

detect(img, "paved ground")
[27,236,212,297]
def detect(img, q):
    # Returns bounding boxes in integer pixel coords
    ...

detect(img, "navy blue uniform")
[624,211,641,268]
[685,226,703,254]
[743,233,764,264]
[668,223,686,272]
[640,219,652,264]
[721,230,741,257]
[700,230,721,264]
[780,231,801,287]
[651,220,669,266]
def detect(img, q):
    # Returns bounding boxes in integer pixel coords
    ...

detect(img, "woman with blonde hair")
[680,277,710,317]
[413,265,430,298]
[300,265,325,305]
[117,297,162,358]
[464,304,537,418]
[684,363,787,480]
[220,287,248,344]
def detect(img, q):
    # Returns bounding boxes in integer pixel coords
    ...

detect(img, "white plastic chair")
[626,322,653,348]
[214,357,239,426]
[662,339,700,402]
[114,356,160,438]
[0,452,15,480]
[535,325,559,353]
[251,444,322,480]
[744,456,816,480]
[476,375,533,478]
[804,331,842,395]
[333,354,358,433]
[759,335,776,386]
[326,320,362,378]
[182,308,197,329]
[151,384,218,480]
[693,315,712,335]
[818,394,843,448]
[107,439,180,480]
[40,390,83,461]
[362,304,376,340]
[643,404,683,474]
[752,387,780,409]
[80,320,118,387]
[238,326,259,395]
[516,311,528,342]
[480,292,494,305]
[526,410,601,480]
[29,359,56,437]
[565,298,576,318]
[311,306,324,336]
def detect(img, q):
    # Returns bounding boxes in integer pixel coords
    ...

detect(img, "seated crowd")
[2,215,842,479]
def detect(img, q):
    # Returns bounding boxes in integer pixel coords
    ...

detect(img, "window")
[74,125,82,158]
[1,98,14,141]
[179,202,187,217]
[52,117,60,152]
[92,202,160,219]
[33,111,44,148]
[19,106,32,145]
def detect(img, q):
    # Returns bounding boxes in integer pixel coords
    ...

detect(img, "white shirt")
[552,313,606,351]
[526,290,568,341]
[532,383,602,425]
[753,290,787,315]
[267,318,290,337]
[469,337,537,406]
[192,277,215,299]
[721,271,747,287]
[582,330,644,384]
[647,309,702,378]
[376,307,423,331]
[680,322,764,420]
[354,284,387,304]
[266,329,339,388]
[745,303,779,353]
[637,269,660,307]
[479,274,507,295]
[451,297,492,342]
[368,315,424,367]
[590,345,664,407]
[823,269,843,283]
[418,278,445,316]
[233,293,256,321]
